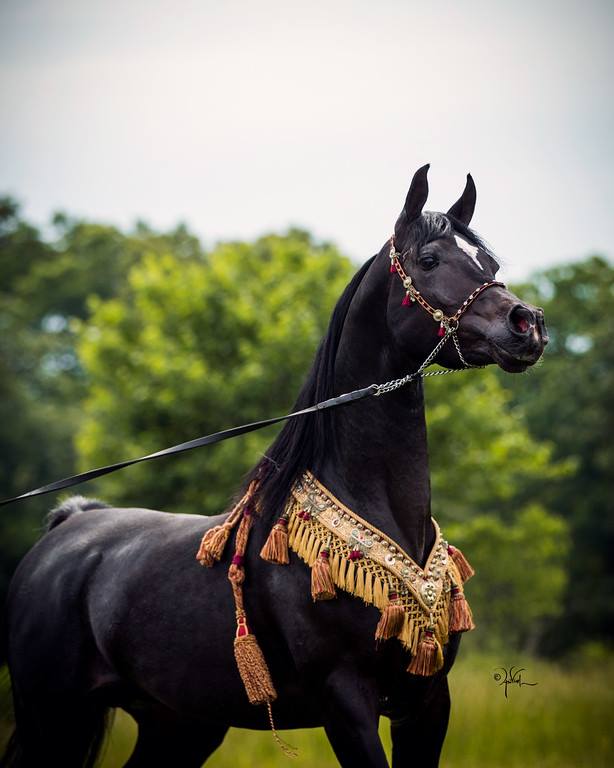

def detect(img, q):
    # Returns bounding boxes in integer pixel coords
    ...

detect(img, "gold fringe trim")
[286,498,472,674]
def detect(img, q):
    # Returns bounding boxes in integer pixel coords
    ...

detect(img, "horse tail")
[0,730,22,768]
[0,712,114,768]
[45,495,110,531]
[0,670,114,768]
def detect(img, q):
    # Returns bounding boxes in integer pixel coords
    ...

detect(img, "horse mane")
[243,253,377,521]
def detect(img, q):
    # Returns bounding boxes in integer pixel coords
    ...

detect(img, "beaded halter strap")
[388,235,505,366]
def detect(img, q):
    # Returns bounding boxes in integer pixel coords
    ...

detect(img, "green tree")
[424,369,571,650]
[0,201,205,607]
[500,256,614,652]
[76,230,353,514]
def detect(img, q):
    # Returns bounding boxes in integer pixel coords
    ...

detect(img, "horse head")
[386,164,548,374]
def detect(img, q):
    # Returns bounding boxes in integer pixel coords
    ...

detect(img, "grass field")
[97,653,614,767]
[3,653,613,767]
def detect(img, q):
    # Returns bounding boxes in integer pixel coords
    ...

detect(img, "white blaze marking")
[454,235,483,270]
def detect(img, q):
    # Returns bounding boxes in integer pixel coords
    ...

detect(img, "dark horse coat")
[2,166,547,767]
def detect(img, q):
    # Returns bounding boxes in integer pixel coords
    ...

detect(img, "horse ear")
[447,173,476,225]
[402,164,430,223]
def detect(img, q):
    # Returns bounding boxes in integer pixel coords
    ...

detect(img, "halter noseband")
[388,235,505,367]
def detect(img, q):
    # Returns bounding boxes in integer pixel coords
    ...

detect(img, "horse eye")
[419,255,439,270]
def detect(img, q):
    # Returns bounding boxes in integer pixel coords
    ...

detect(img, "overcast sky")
[1,0,612,280]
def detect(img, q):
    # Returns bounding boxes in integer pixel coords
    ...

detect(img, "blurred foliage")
[426,371,571,650]
[0,198,204,603]
[0,198,610,657]
[76,231,353,513]
[498,256,614,652]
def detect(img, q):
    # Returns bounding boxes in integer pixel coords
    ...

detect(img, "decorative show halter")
[379,235,506,392]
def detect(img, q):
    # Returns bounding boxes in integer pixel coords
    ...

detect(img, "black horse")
[2,165,547,767]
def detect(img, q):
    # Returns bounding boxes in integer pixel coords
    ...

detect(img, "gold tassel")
[407,629,444,676]
[298,525,310,559]
[399,613,415,650]
[196,523,233,566]
[196,482,258,566]
[311,548,336,601]
[259,517,289,565]
[330,551,341,582]
[345,559,356,592]
[373,577,384,609]
[306,534,319,566]
[375,590,405,641]
[364,570,373,604]
[437,605,449,641]
[288,510,299,539]
[234,622,277,706]
[448,545,475,582]
[337,557,347,591]
[449,585,475,632]
[355,566,365,599]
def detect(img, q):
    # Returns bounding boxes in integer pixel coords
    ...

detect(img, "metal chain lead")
[374,328,484,397]
[374,329,455,396]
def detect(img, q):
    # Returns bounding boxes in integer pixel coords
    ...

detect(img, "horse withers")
[2,165,547,768]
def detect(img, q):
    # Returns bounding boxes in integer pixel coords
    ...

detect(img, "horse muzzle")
[487,302,548,372]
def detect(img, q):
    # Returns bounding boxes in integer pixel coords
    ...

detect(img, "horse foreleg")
[390,675,451,768]
[123,711,228,768]
[322,667,389,768]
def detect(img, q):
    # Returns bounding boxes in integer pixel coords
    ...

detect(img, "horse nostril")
[508,305,535,335]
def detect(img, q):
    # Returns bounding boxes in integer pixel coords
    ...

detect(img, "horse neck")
[316,276,435,567]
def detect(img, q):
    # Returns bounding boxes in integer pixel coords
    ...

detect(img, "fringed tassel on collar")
[448,584,475,633]
[448,545,475,582]
[260,515,290,565]
[311,546,336,601]
[375,591,405,641]
[407,628,445,676]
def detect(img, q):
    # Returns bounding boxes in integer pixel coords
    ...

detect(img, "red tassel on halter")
[401,293,411,307]
[390,262,397,274]
[438,323,446,337]
[448,545,475,582]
